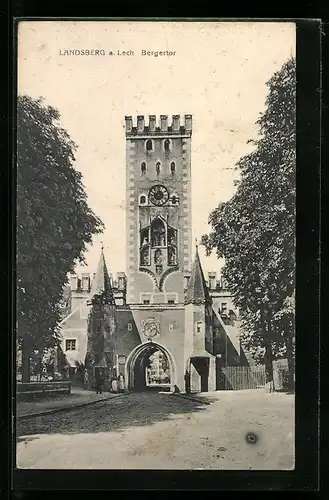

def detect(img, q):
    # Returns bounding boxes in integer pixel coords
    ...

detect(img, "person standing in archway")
[118,373,125,392]
[184,370,191,395]
[111,370,118,393]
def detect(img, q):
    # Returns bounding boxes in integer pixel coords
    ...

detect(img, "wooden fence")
[219,365,266,390]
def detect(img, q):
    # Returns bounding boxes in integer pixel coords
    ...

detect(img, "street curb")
[171,393,211,405]
[17,392,129,421]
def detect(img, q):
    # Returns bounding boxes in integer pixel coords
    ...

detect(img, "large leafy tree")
[202,58,296,390]
[17,95,104,381]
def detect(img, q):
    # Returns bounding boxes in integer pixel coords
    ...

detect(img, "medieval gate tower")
[61,115,242,393]
[125,114,193,305]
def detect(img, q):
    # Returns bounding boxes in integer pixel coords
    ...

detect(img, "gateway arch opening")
[127,343,176,392]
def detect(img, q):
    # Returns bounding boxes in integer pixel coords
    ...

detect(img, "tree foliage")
[202,58,296,377]
[17,95,104,371]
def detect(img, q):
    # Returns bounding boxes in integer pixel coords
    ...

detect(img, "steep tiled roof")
[89,248,115,304]
[185,246,212,305]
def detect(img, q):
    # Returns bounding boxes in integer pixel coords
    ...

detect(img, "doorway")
[125,342,177,392]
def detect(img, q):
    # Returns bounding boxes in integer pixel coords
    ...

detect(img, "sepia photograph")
[15,20,296,471]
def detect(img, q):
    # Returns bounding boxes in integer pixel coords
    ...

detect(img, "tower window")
[156,162,161,176]
[195,322,203,334]
[146,139,153,151]
[141,162,146,174]
[164,139,171,152]
[127,323,132,331]
[65,339,76,351]
[140,195,146,205]
[140,294,152,305]
[171,195,178,205]
[170,162,176,174]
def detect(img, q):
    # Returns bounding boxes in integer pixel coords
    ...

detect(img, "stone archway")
[125,341,178,392]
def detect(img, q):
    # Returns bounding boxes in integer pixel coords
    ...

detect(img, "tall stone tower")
[184,245,215,392]
[125,114,193,305]
[85,248,117,389]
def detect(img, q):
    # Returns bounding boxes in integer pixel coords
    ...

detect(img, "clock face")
[148,185,169,206]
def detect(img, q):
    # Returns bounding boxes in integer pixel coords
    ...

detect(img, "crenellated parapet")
[125,114,192,136]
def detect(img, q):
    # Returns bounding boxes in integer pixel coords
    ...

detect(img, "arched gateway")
[125,341,178,392]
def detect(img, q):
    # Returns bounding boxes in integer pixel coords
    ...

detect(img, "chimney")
[137,115,145,132]
[184,114,192,132]
[149,115,156,132]
[208,272,216,290]
[172,115,180,131]
[160,115,168,131]
[70,274,78,291]
[81,273,90,291]
[125,116,132,133]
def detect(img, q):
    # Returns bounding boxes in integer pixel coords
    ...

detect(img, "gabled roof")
[89,248,115,304]
[185,245,212,306]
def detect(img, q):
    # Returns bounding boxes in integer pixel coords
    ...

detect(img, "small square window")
[195,322,203,334]
[143,300,150,305]
[168,299,175,304]
[66,339,76,351]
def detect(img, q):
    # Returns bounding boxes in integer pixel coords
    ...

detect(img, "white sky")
[18,21,296,279]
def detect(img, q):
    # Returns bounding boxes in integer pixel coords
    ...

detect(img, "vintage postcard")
[16,20,296,470]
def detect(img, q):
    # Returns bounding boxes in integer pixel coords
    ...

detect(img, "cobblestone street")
[16,391,294,470]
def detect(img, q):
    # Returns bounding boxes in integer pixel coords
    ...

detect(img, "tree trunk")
[286,336,295,391]
[260,305,275,392]
[264,341,275,393]
[22,343,31,383]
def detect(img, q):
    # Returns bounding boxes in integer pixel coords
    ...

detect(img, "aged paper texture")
[16,20,296,470]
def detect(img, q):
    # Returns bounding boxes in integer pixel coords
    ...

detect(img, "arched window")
[164,139,171,152]
[170,162,176,175]
[141,162,146,174]
[156,162,161,176]
[146,139,153,151]
[151,218,166,247]
[140,195,146,205]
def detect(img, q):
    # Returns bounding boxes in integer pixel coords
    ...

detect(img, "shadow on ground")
[16,435,40,444]
[16,392,209,439]
[17,391,92,404]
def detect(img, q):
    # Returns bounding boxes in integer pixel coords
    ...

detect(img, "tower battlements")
[125,114,192,136]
